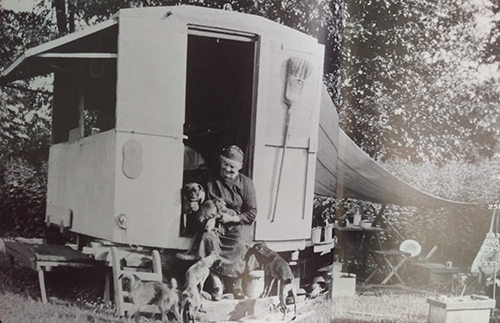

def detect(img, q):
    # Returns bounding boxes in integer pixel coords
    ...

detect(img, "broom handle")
[270,106,292,222]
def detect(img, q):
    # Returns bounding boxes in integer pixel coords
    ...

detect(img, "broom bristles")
[286,56,313,82]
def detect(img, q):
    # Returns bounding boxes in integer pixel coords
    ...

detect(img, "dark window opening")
[52,59,117,144]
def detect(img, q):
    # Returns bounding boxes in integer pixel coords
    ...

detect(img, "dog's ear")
[133,274,141,283]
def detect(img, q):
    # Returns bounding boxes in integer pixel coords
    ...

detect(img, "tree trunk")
[53,0,68,35]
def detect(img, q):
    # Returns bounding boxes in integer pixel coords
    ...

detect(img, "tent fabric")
[315,87,478,208]
[314,86,339,196]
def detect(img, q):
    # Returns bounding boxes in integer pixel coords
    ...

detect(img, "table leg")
[37,267,48,304]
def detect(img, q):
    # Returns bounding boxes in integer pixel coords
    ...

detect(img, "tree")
[341,0,499,163]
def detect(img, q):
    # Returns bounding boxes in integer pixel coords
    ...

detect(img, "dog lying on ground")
[181,253,222,322]
[119,272,182,323]
[247,242,297,320]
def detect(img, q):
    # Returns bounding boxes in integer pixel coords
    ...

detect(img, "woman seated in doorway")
[197,145,257,300]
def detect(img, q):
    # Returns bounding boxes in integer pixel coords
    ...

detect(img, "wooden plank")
[36,53,117,59]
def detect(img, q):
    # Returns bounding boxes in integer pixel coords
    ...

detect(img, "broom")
[270,56,313,222]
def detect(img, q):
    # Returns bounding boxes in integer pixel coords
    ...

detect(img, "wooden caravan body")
[0,6,329,251]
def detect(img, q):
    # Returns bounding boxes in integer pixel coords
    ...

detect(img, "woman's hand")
[220,211,240,224]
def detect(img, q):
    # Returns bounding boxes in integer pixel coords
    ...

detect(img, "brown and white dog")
[181,253,222,322]
[119,272,182,323]
[181,183,206,234]
[247,242,297,320]
[182,182,206,214]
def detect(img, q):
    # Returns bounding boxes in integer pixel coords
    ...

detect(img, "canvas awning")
[315,86,478,208]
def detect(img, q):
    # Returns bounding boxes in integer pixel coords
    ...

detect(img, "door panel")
[254,37,324,241]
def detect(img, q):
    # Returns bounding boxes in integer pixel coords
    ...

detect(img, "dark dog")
[181,253,222,322]
[119,273,182,323]
[248,242,297,320]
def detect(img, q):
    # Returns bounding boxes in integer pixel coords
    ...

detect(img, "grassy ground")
[332,294,428,323]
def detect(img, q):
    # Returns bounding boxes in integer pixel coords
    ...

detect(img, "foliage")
[0,3,54,237]
[0,158,48,237]
[341,0,500,163]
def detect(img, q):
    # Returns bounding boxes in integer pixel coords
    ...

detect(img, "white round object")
[399,239,422,257]
[360,221,372,229]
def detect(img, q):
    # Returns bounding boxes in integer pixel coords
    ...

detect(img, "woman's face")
[220,156,243,180]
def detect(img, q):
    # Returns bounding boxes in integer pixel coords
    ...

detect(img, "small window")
[52,59,117,144]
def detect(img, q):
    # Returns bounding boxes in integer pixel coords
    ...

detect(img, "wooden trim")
[188,24,257,42]
[36,53,117,59]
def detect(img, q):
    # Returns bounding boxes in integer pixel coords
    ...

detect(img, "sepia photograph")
[0,0,499,323]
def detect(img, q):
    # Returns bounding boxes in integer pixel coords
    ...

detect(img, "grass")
[0,238,466,323]
[0,241,332,323]
[332,294,428,323]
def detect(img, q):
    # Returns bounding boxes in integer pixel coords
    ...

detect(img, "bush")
[0,157,47,237]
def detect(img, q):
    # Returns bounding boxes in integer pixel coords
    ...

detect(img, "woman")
[197,145,257,299]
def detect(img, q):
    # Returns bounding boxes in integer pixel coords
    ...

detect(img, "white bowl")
[360,221,372,229]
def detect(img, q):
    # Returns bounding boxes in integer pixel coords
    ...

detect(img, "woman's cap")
[221,145,244,163]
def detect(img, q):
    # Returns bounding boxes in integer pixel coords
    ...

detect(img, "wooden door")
[253,35,324,242]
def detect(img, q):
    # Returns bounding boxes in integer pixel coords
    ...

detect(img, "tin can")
[445,261,452,269]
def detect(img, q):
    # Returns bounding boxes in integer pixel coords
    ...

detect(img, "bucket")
[243,270,265,298]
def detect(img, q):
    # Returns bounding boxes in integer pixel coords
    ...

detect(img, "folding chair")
[369,249,411,284]
[366,239,421,285]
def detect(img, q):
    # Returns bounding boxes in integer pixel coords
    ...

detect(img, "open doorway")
[180,30,257,236]
[183,31,257,176]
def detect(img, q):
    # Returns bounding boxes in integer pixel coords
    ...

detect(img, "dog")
[181,253,222,322]
[247,242,297,320]
[195,197,227,232]
[182,182,206,214]
[181,183,206,234]
[119,272,182,323]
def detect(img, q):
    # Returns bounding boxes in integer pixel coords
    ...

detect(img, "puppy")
[119,273,182,323]
[195,198,227,232]
[248,242,297,320]
[181,253,222,322]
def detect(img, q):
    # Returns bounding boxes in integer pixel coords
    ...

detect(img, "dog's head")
[213,197,227,213]
[118,272,141,292]
[182,183,205,212]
